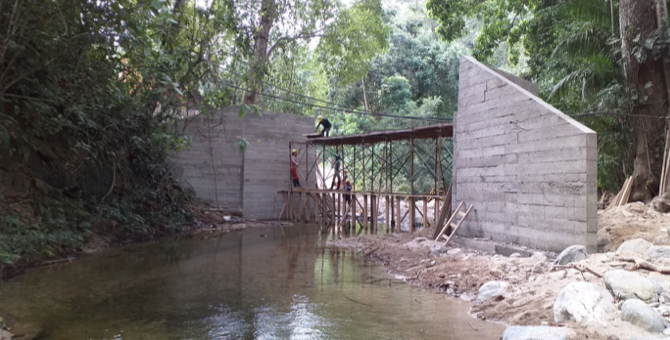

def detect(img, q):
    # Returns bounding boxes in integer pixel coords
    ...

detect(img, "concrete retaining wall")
[171,106,314,219]
[453,57,597,253]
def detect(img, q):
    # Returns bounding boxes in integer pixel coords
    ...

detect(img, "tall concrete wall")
[172,110,244,214]
[453,56,597,253]
[171,106,314,219]
[241,110,314,220]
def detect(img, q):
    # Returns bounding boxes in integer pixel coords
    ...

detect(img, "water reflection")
[0,225,503,340]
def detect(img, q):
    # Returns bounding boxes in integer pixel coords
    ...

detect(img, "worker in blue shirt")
[315,116,332,137]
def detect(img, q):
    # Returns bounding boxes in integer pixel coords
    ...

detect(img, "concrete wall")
[453,56,597,253]
[172,106,314,219]
[172,110,244,214]
[241,110,314,220]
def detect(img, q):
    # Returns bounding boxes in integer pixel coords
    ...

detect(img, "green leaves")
[235,136,249,153]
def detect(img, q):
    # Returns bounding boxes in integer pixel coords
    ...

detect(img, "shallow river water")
[0,225,504,339]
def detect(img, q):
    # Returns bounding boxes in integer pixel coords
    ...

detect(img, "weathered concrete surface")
[171,106,314,219]
[453,56,597,253]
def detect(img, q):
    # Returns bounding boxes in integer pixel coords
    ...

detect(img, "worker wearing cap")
[290,149,301,187]
[330,154,341,190]
[343,179,352,206]
[315,116,332,137]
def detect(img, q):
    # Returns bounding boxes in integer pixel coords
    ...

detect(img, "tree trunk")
[620,0,669,202]
[361,77,369,112]
[243,0,275,105]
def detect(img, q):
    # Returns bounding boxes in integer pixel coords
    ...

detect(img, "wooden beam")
[385,196,390,234]
[395,196,401,231]
[423,199,428,229]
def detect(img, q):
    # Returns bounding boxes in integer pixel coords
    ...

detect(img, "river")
[0,224,504,339]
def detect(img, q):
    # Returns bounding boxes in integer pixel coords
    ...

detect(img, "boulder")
[648,246,670,261]
[621,299,666,333]
[597,232,611,250]
[501,326,574,340]
[647,273,670,293]
[531,252,547,261]
[477,281,509,303]
[616,239,653,258]
[650,192,670,213]
[553,282,616,325]
[604,270,658,302]
[555,245,587,265]
[0,329,10,340]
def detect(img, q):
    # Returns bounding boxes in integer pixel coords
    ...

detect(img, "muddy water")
[0,225,504,340]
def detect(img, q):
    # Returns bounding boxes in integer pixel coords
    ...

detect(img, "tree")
[618,0,669,201]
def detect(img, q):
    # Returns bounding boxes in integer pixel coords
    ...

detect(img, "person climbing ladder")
[315,116,332,137]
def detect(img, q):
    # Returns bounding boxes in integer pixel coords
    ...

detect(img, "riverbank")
[329,202,670,340]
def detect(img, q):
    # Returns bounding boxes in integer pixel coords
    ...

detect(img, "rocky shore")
[329,203,670,340]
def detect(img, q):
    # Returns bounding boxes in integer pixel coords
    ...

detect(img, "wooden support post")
[313,194,318,223]
[317,193,323,227]
[385,196,390,234]
[396,196,401,231]
[306,144,309,187]
[351,194,356,232]
[423,198,428,229]
[434,196,440,229]
[363,194,368,229]
[409,197,415,232]
[339,192,344,224]
[298,192,303,222]
[371,194,377,231]
[409,138,415,232]
[362,145,366,191]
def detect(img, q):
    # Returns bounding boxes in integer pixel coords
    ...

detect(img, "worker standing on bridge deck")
[315,116,331,137]
[344,179,352,206]
[291,149,301,187]
[330,154,342,190]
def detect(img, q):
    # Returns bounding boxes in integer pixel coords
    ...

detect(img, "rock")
[531,251,547,261]
[616,239,653,258]
[650,192,670,213]
[532,262,545,274]
[647,273,670,293]
[604,270,658,302]
[597,232,611,250]
[430,245,448,256]
[553,281,617,325]
[0,329,10,340]
[11,321,45,340]
[501,326,574,340]
[621,299,666,333]
[230,223,246,230]
[509,252,522,258]
[477,281,509,303]
[554,245,587,265]
[648,246,670,260]
[446,248,462,255]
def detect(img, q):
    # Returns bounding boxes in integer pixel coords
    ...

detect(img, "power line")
[221,80,453,122]
[572,111,669,120]
[220,68,453,122]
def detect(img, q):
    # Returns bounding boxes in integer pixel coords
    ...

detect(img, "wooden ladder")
[434,201,473,246]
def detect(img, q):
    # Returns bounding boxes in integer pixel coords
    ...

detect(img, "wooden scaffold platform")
[279,123,458,235]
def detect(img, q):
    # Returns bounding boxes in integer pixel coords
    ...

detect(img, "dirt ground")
[329,202,670,340]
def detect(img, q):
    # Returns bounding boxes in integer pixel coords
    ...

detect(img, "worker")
[343,179,352,206]
[315,116,332,137]
[330,154,341,190]
[290,149,300,187]
[342,169,348,188]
